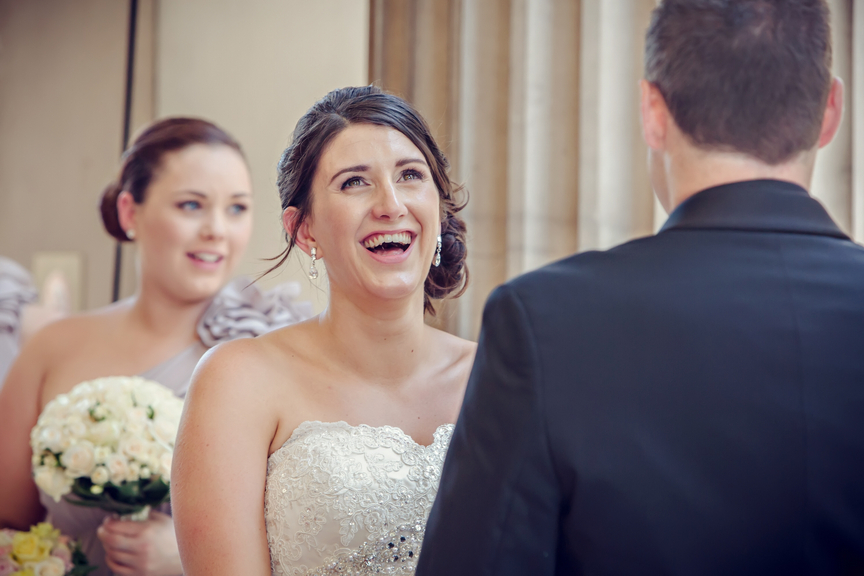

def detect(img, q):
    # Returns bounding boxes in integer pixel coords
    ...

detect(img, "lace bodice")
[264,421,454,576]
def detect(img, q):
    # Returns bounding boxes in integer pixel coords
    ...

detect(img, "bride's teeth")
[194,253,220,263]
[363,233,413,249]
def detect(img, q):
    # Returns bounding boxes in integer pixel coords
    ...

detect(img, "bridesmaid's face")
[127,144,253,302]
[301,124,441,306]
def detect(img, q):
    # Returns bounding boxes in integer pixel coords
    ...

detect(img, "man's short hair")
[645,0,833,164]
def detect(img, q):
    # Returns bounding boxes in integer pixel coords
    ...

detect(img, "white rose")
[62,415,88,439]
[89,420,121,445]
[90,465,110,486]
[125,407,148,434]
[128,461,141,480]
[148,417,179,448]
[105,454,130,484]
[60,441,96,477]
[91,404,108,421]
[0,529,14,546]
[71,398,92,418]
[33,466,72,502]
[139,466,152,479]
[159,451,173,482]
[36,425,68,453]
[32,557,66,576]
[119,434,149,461]
[94,446,112,464]
[154,399,183,423]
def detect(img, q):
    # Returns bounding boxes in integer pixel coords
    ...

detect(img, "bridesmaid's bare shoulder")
[22,300,132,368]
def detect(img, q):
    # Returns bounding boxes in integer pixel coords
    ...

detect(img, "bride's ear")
[283,207,318,257]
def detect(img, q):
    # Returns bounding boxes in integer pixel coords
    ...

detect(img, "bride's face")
[127,144,253,302]
[304,123,441,306]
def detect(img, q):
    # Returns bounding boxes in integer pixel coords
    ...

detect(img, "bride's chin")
[360,278,425,304]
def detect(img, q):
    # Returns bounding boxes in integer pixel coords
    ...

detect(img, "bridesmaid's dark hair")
[272,86,468,316]
[100,117,244,241]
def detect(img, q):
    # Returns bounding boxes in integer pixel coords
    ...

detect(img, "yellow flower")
[11,532,51,565]
[29,523,59,544]
[10,569,35,576]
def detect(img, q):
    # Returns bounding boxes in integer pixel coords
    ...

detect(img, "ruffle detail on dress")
[197,277,313,347]
[0,257,37,336]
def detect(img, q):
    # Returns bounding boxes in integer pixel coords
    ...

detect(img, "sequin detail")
[264,421,454,576]
[307,524,424,575]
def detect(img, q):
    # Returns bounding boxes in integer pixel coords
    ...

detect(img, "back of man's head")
[645,0,832,165]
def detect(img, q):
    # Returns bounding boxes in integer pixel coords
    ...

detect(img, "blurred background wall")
[0,0,861,339]
[370,0,863,338]
[0,0,367,314]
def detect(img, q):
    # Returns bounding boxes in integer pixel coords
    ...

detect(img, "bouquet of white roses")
[0,522,96,576]
[30,377,183,521]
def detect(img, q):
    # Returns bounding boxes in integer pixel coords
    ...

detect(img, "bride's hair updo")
[100,117,244,241]
[274,85,468,315]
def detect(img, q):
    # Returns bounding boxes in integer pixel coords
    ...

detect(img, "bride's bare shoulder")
[431,328,477,366]
[189,317,319,398]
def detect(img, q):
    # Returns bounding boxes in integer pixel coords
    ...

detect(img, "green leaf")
[141,477,170,504]
[68,541,98,575]
[117,482,141,499]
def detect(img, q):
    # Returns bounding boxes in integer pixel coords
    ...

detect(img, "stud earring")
[433,235,442,267]
[309,247,319,280]
[126,229,136,240]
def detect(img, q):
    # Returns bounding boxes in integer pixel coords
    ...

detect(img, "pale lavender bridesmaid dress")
[37,278,312,576]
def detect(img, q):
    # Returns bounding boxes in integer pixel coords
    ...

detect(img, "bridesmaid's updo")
[100,117,244,241]
[274,86,468,315]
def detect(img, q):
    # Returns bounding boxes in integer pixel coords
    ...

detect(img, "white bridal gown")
[264,421,454,575]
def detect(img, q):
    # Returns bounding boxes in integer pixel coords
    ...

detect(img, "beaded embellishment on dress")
[264,421,454,576]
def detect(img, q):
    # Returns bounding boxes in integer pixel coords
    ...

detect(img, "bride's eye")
[400,169,425,182]
[341,176,365,190]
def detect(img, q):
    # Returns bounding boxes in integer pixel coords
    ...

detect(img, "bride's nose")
[371,180,407,220]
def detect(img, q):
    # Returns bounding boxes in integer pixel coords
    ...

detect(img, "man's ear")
[818,77,844,148]
[283,207,318,257]
[640,80,669,151]
[117,191,137,238]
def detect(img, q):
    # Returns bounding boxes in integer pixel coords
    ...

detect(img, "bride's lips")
[361,230,416,265]
[187,251,225,270]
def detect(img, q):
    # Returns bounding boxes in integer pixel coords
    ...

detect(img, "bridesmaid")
[0,117,308,576]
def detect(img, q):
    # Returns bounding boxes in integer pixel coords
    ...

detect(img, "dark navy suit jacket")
[417,180,864,575]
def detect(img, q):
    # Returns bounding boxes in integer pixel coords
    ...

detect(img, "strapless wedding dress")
[264,421,454,576]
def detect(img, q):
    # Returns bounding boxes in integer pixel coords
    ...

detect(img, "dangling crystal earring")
[309,247,319,279]
[433,235,442,267]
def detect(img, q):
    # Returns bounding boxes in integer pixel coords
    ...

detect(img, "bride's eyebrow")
[329,165,368,185]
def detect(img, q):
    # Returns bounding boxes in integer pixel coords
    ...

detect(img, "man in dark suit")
[417,1,864,574]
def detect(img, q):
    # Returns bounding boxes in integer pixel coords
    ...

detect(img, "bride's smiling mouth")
[361,231,416,263]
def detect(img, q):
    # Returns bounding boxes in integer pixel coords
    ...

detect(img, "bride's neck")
[317,287,430,384]
[126,277,211,343]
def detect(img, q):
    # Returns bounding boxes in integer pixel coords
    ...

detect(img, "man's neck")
[664,147,816,213]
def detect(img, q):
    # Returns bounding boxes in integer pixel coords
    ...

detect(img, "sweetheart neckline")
[268,420,455,461]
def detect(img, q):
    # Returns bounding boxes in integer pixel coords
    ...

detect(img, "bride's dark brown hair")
[100,117,244,241]
[271,86,468,315]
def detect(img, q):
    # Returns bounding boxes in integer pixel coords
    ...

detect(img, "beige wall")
[0,0,130,310]
[153,0,369,312]
[0,0,368,312]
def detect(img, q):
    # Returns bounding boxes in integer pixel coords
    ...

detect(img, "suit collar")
[659,179,848,239]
